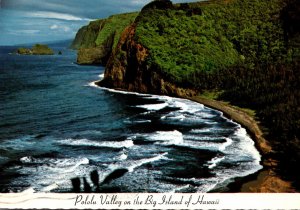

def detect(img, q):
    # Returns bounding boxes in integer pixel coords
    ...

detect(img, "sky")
[0,0,200,46]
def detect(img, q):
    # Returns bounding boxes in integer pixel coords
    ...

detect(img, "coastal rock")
[17,44,54,55]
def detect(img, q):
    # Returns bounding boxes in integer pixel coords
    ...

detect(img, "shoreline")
[94,80,294,192]
[188,95,295,192]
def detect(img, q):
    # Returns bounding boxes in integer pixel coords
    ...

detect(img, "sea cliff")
[71,13,138,65]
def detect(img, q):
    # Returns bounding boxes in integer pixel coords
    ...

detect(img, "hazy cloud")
[28,11,92,21]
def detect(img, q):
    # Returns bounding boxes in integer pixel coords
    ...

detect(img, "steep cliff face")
[97,23,195,97]
[97,0,196,96]
[71,19,105,49]
[71,13,138,65]
[76,31,115,65]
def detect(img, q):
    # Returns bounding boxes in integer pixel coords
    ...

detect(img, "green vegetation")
[31,44,54,55]
[72,12,138,50]
[200,90,223,100]
[17,48,32,55]
[95,13,138,49]
[71,12,138,65]
[17,44,54,55]
[71,19,105,49]
[135,0,287,86]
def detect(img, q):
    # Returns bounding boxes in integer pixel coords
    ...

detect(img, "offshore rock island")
[73,0,300,192]
[16,44,54,55]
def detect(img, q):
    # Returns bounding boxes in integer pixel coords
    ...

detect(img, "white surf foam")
[175,98,204,113]
[20,156,89,172]
[135,102,168,111]
[15,155,94,192]
[219,138,233,151]
[170,100,189,112]
[143,130,184,145]
[195,112,216,118]
[40,183,59,192]
[168,184,191,193]
[231,127,261,163]
[20,156,33,163]
[175,137,232,152]
[190,127,233,134]
[107,153,168,175]
[161,114,186,121]
[190,128,212,133]
[207,156,225,169]
[58,138,134,149]
[93,85,151,97]
[114,149,128,161]
[154,97,204,114]
[99,73,105,79]
[184,135,227,142]
[124,119,151,124]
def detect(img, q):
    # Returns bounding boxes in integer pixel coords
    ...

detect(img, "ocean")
[0,44,262,193]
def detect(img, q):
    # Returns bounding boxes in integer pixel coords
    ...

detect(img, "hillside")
[72,0,300,191]
[71,12,138,65]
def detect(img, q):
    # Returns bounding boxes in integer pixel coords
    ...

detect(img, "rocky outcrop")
[17,44,54,55]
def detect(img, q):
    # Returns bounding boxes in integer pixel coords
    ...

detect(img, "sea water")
[0,45,262,193]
